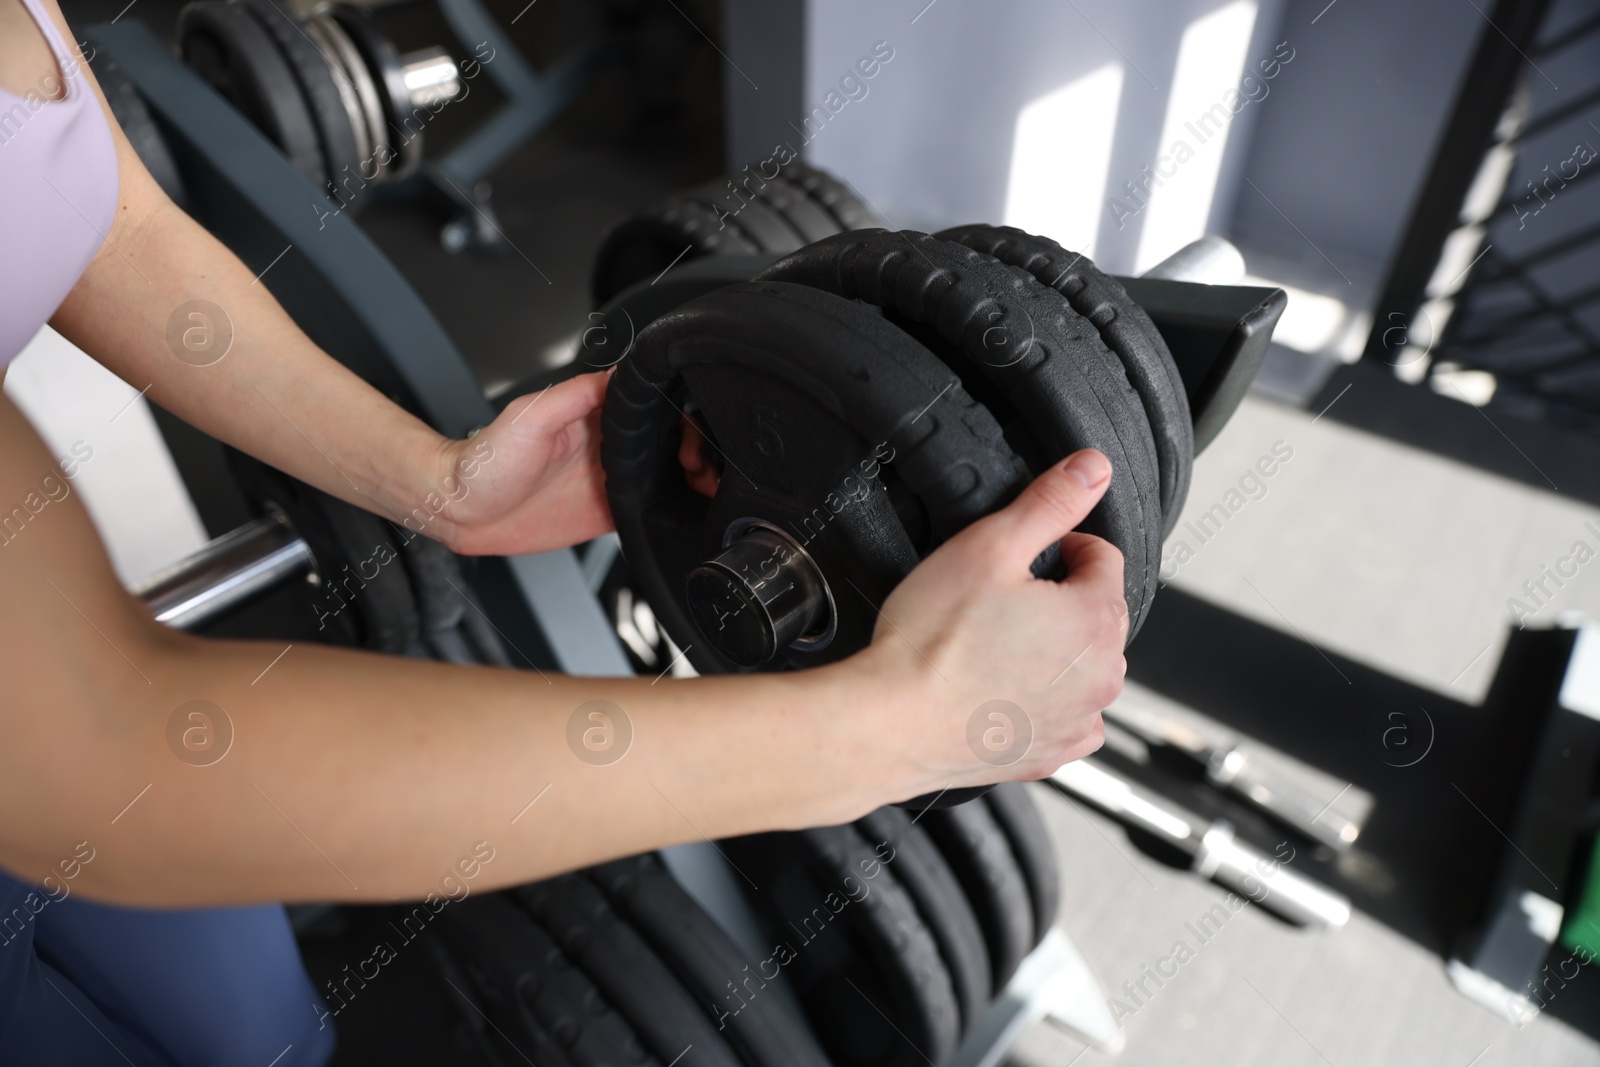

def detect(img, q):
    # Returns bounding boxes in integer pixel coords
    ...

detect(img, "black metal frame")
[1362,0,1600,432]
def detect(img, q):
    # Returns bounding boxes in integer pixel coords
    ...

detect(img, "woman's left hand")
[426,371,614,556]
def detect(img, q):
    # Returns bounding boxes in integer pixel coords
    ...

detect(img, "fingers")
[678,414,720,497]
[957,450,1112,573]
[1059,531,1124,595]
[499,371,610,436]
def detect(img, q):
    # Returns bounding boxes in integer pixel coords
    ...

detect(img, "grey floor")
[1012,775,1600,1067]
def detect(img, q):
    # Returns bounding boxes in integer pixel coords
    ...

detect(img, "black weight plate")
[456,588,514,666]
[856,806,990,1034]
[223,448,421,653]
[515,875,745,1067]
[776,159,887,231]
[178,0,324,185]
[680,179,807,254]
[397,532,467,636]
[722,825,960,1067]
[757,230,1162,640]
[592,197,762,305]
[752,174,842,243]
[437,893,660,1067]
[602,281,1030,676]
[920,800,1033,993]
[395,533,511,666]
[590,161,874,304]
[426,929,581,1067]
[983,782,1060,949]
[938,224,1192,538]
[237,0,362,196]
[589,853,831,1067]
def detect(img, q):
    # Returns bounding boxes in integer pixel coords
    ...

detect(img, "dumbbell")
[601,223,1192,679]
[177,0,461,200]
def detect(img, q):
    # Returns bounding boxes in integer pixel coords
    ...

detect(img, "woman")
[0,0,1125,1062]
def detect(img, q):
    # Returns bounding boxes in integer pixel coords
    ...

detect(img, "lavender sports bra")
[0,0,119,366]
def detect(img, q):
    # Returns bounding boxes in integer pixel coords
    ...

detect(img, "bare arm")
[0,392,1118,907]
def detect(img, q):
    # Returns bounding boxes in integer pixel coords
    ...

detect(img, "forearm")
[49,176,453,534]
[8,621,895,908]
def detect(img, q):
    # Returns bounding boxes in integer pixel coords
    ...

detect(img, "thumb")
[496,371,610,437]
[969,449,1112,572]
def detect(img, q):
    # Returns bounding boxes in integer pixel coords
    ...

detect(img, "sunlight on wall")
[1002,63,1125,257]
[1133,0,1259,273]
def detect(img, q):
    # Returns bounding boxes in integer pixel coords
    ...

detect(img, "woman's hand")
[845,449,1126,806]
[426,373,724,555]
[427,371,614,556]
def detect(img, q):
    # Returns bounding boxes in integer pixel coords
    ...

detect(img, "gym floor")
[21,0,1600,1064]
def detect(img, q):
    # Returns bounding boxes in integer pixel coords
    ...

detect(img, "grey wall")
[721,0,1488,286]
[1223,0,1484,284]
[723,0,1290,274]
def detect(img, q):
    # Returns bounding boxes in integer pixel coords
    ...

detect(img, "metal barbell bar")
[130,511,315,631]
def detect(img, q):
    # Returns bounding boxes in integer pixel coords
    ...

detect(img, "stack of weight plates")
[433,782,1060,1067]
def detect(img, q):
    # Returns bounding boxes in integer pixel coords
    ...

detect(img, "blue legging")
[0,868,336,1067]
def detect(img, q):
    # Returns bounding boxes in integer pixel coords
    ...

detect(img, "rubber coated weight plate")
[776,158,887,231]
[919,800,1033,993]
[426,931,580,1067]
[397,534,511,666]
[589,853,831,1067]
[438,893,659,1067]
[722,825,960,1067]
[591,161,877,304]
[178,1,324,185]
[237,0,363,197]
[983,782,1060,949]
[457,591,515,666]
[397,533,467,640]
[680,179,806,254]
[939,224,1192,538]
[752,174,843,243]
[856,806,991,1034]
[515,875,745,1067]
[757,230,1163,639]
[602,281,1030,675]
[592,197,762,305]
[223,448,421,653]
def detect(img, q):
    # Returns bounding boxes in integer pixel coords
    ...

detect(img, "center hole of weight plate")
[684,519,837,667]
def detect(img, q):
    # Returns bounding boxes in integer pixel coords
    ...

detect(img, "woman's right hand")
[846,449,1127,806]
